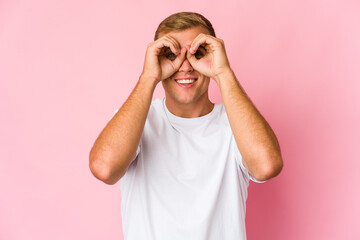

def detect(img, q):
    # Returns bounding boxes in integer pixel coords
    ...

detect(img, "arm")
[188,34,283,181]
[89,78,156,185]
[216,70,283,181]
[89,36,187,185]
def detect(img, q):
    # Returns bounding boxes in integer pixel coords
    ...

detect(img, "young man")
[90,12,283,240]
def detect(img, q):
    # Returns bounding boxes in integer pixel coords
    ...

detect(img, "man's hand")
[186,33,232,84]
[142,35,187,84]
[186,34,283,181]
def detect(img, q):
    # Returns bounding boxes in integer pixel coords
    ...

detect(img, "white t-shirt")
[119,98,262,240]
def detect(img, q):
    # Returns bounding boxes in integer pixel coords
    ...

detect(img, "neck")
[165,95,214,118]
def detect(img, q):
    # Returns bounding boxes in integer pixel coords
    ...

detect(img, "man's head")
[155,12,216,109]
[154,12,216,41]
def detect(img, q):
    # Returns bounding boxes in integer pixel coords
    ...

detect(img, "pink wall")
[1,0,359,239]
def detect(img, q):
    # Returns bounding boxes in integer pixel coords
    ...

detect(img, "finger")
[189,33,207,54]
[172,47,187,68]
[190,34,218,54]
[186,45,198,66]
[154,38,180,56]
[158,35,181,55]
[164,36,181,54]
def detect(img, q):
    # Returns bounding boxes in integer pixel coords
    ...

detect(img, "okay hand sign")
[142,35,187,83]
[186,33,231,83]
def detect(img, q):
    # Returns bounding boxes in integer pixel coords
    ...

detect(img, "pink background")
[1,0,359,239]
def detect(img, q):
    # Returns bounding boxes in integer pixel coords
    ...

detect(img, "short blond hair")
[154,12,216,40]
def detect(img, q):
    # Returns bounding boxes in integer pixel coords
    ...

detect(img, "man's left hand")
[187,34,232,83]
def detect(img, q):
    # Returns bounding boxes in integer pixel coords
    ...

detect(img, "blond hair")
[154,12,216,40]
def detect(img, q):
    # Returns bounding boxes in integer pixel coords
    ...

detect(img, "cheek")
[198,76,211,88]
[161,78,175,91]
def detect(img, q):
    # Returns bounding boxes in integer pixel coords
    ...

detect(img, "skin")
[159,27,214,118]
[89,26,283,184]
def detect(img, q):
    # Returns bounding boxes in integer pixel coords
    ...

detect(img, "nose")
[178,58,193,72]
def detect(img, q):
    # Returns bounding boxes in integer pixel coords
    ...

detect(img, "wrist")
[214,68,235,85]
[139,74,159,90]
[139,74,160,88]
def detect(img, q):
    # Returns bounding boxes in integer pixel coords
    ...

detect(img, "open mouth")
[175,78,198,88]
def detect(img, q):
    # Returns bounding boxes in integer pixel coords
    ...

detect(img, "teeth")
[176,79,196,84]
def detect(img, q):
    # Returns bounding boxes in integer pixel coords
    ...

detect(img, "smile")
[175,78,197,88]
[176,79,196,84]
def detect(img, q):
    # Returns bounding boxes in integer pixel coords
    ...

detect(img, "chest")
[140,117,234,182]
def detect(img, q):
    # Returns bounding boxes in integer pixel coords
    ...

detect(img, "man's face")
[158,26,211,106]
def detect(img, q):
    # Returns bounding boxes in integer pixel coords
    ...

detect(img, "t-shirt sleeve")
[112,108,119,118]
[232,137,266,183]
[134,144,140,160]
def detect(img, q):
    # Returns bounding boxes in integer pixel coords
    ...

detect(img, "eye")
[195,46,206,59]
[195,51,204,59]
[166,52,177,61]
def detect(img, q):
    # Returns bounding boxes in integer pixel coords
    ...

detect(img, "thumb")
[172,47,187,69]
[186,46,198,67]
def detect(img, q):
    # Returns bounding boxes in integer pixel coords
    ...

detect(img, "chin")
[173,95,197,104]
[173,91,208,105]
[162,81,209,105]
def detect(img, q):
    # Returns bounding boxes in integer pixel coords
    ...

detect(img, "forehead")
[158,26,210,47]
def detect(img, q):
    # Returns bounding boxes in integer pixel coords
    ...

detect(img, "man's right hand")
[141,35,186,84]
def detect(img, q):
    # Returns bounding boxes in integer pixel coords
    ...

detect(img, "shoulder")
[146,98,167,124]
[212,102,229,124]
[149,98,165,115]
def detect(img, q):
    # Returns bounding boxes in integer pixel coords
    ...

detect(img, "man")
[89,12,283,240]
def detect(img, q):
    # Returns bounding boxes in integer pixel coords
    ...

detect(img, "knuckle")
[217,39,225,47]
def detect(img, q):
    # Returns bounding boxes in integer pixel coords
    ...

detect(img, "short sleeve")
[112,108,119,118]
[232,137,266,183]
[134,144,140,160]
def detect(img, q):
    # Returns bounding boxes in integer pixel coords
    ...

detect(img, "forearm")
[216,70,283,181]
[89,76,157,184]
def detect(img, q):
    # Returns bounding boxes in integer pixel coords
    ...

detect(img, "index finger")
[190,33,217,54]
[154,37,180,56]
